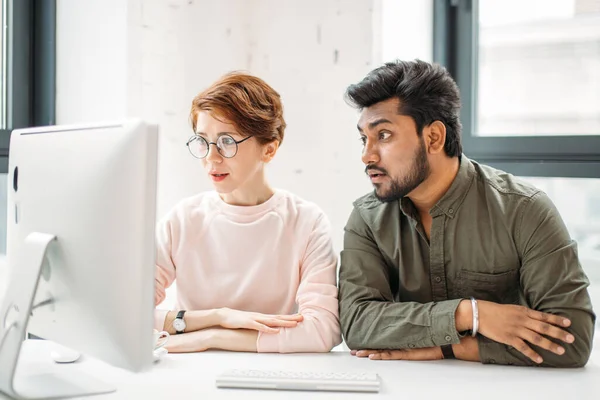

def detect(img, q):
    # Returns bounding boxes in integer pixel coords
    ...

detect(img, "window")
[0,0,56,254]
[1,1,5,126]
[434,0,600,177]
[478,0,600,137]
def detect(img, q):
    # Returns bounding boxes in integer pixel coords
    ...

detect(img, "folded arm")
[339,208,464,350]
[257,213,342,353]
[165,329,259,353]
[476,192,596,367]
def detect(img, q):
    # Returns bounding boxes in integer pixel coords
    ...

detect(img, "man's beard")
[368,139,430,203]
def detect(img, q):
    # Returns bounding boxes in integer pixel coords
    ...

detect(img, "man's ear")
[425,121,447,154]
[262,140,280,163]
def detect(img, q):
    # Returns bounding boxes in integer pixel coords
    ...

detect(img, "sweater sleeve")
[256,212,342,353]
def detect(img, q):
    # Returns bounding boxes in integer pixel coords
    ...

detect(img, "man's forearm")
[455,299,474,332]
[163,309,221,334]
[341,297,465,349]
[451,300,478,362]
[452,336,480,362]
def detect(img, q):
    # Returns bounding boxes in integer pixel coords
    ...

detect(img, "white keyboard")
[215,369,380,393]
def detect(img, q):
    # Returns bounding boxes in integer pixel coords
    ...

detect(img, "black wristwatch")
[441,344,455,359]
[172,310,187,334]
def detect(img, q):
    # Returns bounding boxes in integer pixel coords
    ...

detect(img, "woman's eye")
[221,137,235,145]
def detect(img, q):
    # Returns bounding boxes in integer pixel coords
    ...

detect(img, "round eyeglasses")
[186,134,252,159]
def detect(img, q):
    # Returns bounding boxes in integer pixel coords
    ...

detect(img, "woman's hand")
[217,308,303,333]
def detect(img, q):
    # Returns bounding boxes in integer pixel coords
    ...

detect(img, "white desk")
[1,338,598,400]
[1,259,600,400]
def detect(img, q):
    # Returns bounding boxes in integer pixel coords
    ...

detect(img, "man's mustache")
[365,165,388,175]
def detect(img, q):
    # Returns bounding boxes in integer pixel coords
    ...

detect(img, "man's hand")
[351,347,443,361]
[477,300,574,364]
[217,308,303,333]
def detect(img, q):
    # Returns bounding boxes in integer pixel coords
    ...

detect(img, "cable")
[0,322,17,354]
[30,298,54,315]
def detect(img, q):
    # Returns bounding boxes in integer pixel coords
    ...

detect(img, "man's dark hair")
[345,59,463,157]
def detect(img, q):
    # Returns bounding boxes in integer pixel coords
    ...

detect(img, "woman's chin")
[212,182,238,195]
[214,186,234,194]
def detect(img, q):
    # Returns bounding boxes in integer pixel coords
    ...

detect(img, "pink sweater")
[154,190,342,353]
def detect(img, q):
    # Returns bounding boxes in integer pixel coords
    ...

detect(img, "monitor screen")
[1,119,158,398]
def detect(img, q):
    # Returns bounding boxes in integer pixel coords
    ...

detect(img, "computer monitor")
[0,120,158,399]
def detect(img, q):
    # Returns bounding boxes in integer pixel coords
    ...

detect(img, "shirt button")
[409,344,416,349]
[445,335,452,342]
[448,208,454,214]
[435,276,442,283]
[489,359,496,364]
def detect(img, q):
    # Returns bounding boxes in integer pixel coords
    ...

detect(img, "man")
[338,59,595,367]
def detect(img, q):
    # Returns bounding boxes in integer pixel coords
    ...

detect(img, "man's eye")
[359,136,366,145]
[379,132,391,140]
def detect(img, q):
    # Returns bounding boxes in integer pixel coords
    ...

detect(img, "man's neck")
[408,156,460,215]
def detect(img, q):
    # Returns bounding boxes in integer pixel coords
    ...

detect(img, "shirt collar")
[400,155,476,220]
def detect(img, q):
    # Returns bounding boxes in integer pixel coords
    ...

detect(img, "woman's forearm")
[162,309,222,334]
[165,328,258,353]
[212,329,258,352]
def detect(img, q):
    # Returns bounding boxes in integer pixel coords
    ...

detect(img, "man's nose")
[361,141,380,165]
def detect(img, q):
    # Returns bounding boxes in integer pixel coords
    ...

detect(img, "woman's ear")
[262,140,280,163]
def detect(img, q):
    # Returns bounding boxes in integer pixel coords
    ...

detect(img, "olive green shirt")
[339,156,595,367]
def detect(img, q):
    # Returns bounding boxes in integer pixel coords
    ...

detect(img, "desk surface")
[1,339,599,400]
[1,259,600,400]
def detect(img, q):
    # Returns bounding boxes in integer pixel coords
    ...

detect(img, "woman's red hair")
[190,72,286,145]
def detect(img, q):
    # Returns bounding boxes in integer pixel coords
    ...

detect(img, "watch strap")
[441,344,455,359]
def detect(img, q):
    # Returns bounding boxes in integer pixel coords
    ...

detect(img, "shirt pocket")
[458,269,520,304]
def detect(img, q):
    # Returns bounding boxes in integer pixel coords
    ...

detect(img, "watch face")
[173,318,186,332]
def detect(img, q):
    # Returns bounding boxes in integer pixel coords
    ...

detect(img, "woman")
[154,72,341,353]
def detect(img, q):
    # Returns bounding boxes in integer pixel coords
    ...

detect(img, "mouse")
[50,347,81,363]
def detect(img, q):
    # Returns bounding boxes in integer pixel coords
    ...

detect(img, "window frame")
[1,0,55,173]
[433,0,600,178]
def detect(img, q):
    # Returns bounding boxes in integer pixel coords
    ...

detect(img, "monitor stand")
[0,232,116,399]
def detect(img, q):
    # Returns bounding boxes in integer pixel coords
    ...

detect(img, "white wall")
[56,0,432,254]
[380,0,433,63]
[137,0,375,255]
[56,0,129,123]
